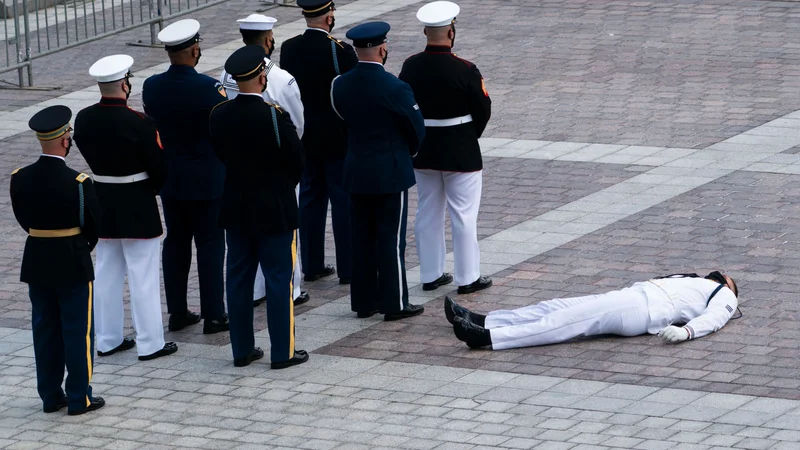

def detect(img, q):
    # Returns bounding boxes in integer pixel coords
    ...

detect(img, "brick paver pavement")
[318,169,800,400]
[2,0,800,448]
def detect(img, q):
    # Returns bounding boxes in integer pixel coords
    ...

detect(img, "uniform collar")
[424,45,452,54]
[99,97,127,106]
[306,27,330,35]
[40,154,66,162]
[236,92,264,99]
[356,61,385,70]
[168,64,198,74]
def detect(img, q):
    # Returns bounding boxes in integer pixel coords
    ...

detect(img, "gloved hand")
[659,326,690,343]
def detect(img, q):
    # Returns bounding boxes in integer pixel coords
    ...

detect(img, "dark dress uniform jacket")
[74,97,167,238]
[10,156,101,286]
[331,62,425,195]
[209,95,305,234]
[399,46,492,172]
[142,65,228,200]
[280,29,357,160]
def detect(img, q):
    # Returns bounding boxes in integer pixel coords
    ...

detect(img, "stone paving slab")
[315,169,800,401]
[3,339,800,450]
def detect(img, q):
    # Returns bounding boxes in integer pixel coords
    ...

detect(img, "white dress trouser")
[255,184,301,301]
[414,169,482,286]
[94,238,166,356]
[486,286,652,350]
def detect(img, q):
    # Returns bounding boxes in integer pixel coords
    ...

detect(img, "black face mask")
[65,137,72,157]
[124,78,132,100]
[261,76,267,93]
[195,48,202,66]
[381,48,388,65]
[450,27,456,48]
[267,37,276,58]
[329,16,336,32]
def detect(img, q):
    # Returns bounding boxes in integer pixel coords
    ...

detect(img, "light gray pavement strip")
[1,346,794,432]
[2,328,800,450]
[0,0,422,139]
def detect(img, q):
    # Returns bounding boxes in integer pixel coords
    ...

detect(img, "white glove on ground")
[659,325,690,343]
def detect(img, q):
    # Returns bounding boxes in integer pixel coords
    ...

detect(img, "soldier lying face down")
[447,271,739,350]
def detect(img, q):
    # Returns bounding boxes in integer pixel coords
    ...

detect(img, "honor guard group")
[9,0,742,416]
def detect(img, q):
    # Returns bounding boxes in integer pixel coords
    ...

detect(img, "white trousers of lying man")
[446,272,738,349]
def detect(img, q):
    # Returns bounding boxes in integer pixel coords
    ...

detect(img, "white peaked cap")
[89,54,134,83]
[417,1,460,27]
[237,14,277,31]
[158,19,201,47]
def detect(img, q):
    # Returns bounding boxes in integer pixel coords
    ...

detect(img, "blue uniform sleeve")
[391,81,425,156]
[142,77,153,116]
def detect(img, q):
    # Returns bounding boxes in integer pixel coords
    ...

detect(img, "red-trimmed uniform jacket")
[399,45,492,172]
[74,97,167,239]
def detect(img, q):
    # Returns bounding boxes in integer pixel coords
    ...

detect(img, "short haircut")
[240,29,269,46]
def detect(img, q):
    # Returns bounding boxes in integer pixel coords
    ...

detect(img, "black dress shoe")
[384,304,425,321]
[168,310,201,331]
[271,349,309,369]
[444,296,486,327]
[356,309,379,318]
[294,291,310,306]
[68,397,105,416]
[453,316,492,349]
[138,342,178,361]
[339,277,351,285]
[253,297,266,308]
[203,313,229,334]
[457,276,493,295]
[97,337,136,357]
[234,347,264,367]
[43,396,68,413]
[304,265,336,282]
[423,273,453,291]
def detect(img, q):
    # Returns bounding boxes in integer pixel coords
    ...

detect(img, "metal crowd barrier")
[1,0,293,88]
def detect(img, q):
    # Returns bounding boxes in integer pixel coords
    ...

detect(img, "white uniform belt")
[92,172,149,184]
[424,114,473,127]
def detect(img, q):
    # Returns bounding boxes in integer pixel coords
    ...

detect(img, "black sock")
[472,313,486,327]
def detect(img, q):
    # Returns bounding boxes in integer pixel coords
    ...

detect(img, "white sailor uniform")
[486,277,739,350]
[220,55,305,303]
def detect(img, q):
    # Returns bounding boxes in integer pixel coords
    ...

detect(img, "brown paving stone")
[0,154,642,349]
[5,0,800,148]
[317,170,800,401]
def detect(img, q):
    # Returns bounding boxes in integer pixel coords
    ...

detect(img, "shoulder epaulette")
[267,102,284,114]
[11,167,21,176]
[126,107,147,120]
[76,173,89,183]
[210,100,231,115]
[452,54,475,68]
[327,35,344,49]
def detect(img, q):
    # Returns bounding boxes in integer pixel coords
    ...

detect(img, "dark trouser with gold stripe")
[226,229,296,363]
[29,282,94,412]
